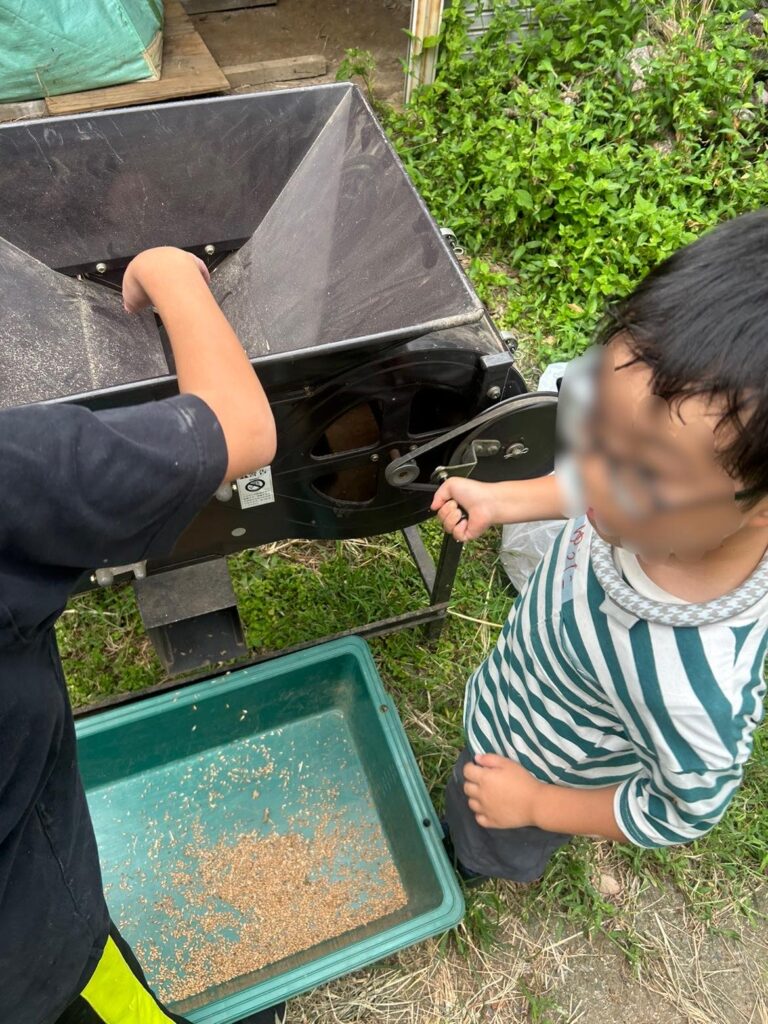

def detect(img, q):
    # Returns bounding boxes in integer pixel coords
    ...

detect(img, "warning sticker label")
[236,467,275,509]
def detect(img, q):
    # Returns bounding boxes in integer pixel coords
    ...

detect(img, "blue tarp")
[0,1,164,102]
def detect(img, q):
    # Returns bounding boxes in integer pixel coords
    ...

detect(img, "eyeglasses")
[556,347,760,520]
[578,433,759,519]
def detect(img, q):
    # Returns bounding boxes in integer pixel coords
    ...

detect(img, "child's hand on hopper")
[122,247,211,314]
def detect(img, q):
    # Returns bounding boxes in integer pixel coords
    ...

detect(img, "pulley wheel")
[441,393,557,484]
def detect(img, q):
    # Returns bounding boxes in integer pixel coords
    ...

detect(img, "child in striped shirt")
[433,210,768,882]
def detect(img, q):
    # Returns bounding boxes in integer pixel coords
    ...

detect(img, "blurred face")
[560,337,761,563]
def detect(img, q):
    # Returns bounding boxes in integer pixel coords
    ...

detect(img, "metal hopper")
[0,84,555,673]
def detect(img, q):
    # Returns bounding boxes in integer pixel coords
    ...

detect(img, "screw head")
[370,453,380,462]
[204,244,216,256]
[95,262,107,274]
[487,386,501,401]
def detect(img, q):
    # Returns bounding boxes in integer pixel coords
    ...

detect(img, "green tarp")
[0,1,164,102]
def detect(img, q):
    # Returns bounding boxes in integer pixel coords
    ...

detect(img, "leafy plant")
[518,978,560,1023]
[385,0,768,362]
[442,884,505,954]
[336,47,380,111]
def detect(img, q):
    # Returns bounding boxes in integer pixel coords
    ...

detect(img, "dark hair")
[595,209,768,501]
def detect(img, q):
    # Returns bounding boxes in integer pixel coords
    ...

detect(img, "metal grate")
[464,2,535,44]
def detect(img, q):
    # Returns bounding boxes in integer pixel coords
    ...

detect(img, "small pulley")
[385,392,558,491]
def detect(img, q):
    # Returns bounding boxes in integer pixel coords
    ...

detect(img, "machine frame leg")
[76,524,465,714]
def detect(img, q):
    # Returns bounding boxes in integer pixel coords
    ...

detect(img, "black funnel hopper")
[0,84,483,407]
[0,237,165,407]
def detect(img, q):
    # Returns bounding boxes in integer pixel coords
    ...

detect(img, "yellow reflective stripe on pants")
[80,936,176,1024]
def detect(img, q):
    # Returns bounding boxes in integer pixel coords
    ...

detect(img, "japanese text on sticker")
[237,467,275,509]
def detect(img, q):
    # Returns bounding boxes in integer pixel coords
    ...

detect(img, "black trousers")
[55,921,285,1024]
[444,748,572,882]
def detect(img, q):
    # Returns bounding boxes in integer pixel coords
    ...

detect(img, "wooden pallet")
[45,0,228,117]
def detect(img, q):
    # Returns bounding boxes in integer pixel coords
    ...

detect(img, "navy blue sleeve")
[0,394,228,636]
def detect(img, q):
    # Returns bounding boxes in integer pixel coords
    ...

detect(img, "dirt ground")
[194,0,412,104]
[294,883,768,1024]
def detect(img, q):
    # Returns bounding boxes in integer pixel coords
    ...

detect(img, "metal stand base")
[76,525,464,717]
[402,526,463,640]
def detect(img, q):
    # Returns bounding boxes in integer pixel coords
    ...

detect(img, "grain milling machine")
[0,85,558,1020]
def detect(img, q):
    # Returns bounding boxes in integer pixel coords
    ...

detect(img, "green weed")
[386,0,768,362]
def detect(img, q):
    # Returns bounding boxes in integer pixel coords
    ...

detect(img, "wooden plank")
[45,0,228,117]
[0,100,46,123]
[223,54,327,88]
[404,0,445,104]
[182,0,275,13]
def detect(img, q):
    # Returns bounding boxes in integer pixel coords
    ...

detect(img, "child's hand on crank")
[122,247,211,314]
[432,477,495,542]
[463,753,544,829]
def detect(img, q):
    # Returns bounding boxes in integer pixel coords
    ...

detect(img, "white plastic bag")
[500,519,563,592]
[537,361,568,393]
[499,361,567,592]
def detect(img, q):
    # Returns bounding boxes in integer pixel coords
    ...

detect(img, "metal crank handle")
[431,469,469,525]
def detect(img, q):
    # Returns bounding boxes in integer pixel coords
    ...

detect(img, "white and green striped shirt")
[465,517,768,848]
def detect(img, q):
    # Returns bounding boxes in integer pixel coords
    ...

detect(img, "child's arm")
[532,779,627,841]
[123,246,276,481]
[432,474,566,543]
[462,754,628,841]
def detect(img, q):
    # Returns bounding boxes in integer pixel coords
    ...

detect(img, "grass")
[58,516,768,946]
[57,2,768,1012]
[57,439,767,1023]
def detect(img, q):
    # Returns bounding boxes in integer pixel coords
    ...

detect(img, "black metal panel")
[133,560,239,628]
[134,560,246,674]
[146,611,247,675]
[0,87,344,268]
[210,88,483,359]
[0,236,167,408]
[0,84,482,409]
[147,326,524,565]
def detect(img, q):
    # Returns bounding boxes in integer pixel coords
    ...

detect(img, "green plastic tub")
[76,638,464,1022]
